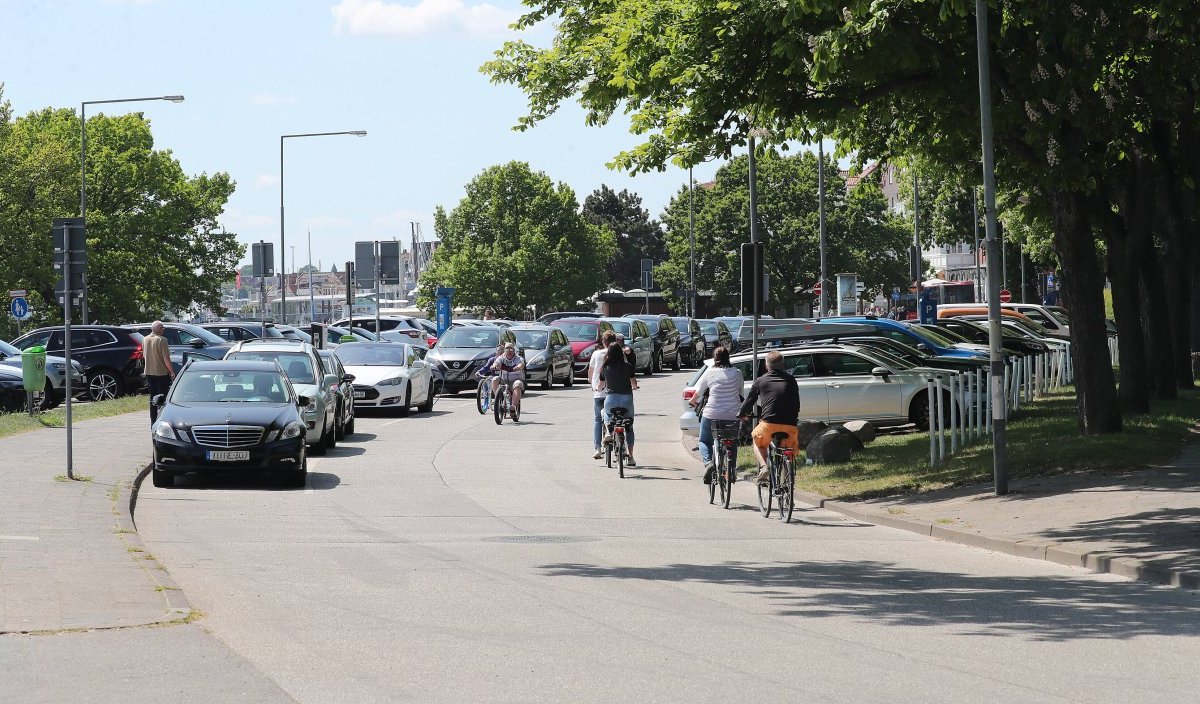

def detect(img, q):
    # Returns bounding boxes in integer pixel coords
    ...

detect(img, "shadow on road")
[537,559,1200,641]
[168,471,341,492]
[1038,508,1200,575]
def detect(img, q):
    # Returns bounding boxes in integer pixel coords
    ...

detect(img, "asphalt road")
[137,370,1200,704]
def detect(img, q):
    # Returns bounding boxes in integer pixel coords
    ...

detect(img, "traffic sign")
[812,281,821,295]
[999,289,1012,303]
[9,289,26,298]
[891,287,901,302]
[9,297,31,321]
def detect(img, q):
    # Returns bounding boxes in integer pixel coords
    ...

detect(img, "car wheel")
[671,350,681,371]
[542,370,552,390]
[335,402,346,440]
[285,453,307,489]
[151,465,175,488]
[417,380,435,413]
[309,424,328,456]
[910,393,931,432]
[345,413,355,436]
[564,368,575,387]
[693,349,704,368]
[642,354,653,377]
[653,351,663,373]
[34,380,55,411]
[86,369,123,402]
[325,414,337,450]
[397,385,411,417]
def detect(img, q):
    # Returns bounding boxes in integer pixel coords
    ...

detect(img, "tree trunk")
[1049,188,1122,433]
[1139,243,1178,400]
[1101,203,1150,413]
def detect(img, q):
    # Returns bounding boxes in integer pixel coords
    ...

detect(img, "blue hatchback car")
[820,317,988,360]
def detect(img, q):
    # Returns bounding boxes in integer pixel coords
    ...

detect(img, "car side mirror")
[151,394,166,406]
[342,373,356,383]
[916,344,931,353]
[297,395,312,407]
[871,367,891,380]
[323,373,340,388]
[190,339,206,348]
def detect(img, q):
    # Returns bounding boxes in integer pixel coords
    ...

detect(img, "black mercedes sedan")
[150,360,309,489]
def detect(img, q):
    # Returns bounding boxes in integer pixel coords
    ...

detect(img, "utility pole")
[748,134,761,383]
[976,0,1008,495]
[913,173,922,311]
[688,166,696,319]
[973,187,983,303]
[818,140,828,317]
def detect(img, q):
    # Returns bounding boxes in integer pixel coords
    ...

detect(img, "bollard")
[928,378,937,467]
[974,368,983,440]
[935,374,945,463]
[949,373,958,455]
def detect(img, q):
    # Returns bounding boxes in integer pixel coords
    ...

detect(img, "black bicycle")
[493,378,519,425]
[708,420,741,509]
[757,432,797,522]
[476,375,493,415]
[605,407,632,478]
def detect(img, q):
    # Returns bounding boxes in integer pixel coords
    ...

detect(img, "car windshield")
[715,318,744,335]
[640,319,660,333]
[860,348,915,370]
[171,369,290,404]
[554,322,598,342]
[185,326,228,345]
[914,324,964,346]
[226,352,316,384]
[697,321,717,335]
[1046,307,1071,325]
[335,344,409,366]
[605,320,631,336]
[671,318,689,330]
[0,339,19,356]
[513,330,549,349]
[437,328,499,348]
[1009,316,1053,336]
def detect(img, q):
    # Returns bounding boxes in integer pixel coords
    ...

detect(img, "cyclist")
[478,342,503,390]
[738,350,799,485]
[688,345,744,484]
[588,330,618,459]
[490,342,526,421]
[597,340,640,466]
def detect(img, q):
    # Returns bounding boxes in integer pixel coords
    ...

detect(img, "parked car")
[550,318,617,378]
[937,306,1069,340]
[695,319,735,357]
[125,322,235,361]
[331,315,427,340]
[150,359,309,488]
[0,365,27,413]
[169,348,222,375]
[536,311,601,324]
[623,314,682,371]
[379,330,431,348]
[671,317,707,368]
[200,322,286,342]
[810,317,989,360]
[595,317,654,375]
[335,342,436,415]
[925,318,1049,357]
[0,338,85,409]
[679,344,966,437]
[510,325,575,389]
[223,339,340,454]
[10,325,146,402]
[425,326,517,393]
[318,349,356,438]
[1001,303,1070,337]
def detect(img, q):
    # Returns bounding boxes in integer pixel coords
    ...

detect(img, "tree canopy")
[418,161,615,318]
[0,87,240,329]
[580,185,663,291]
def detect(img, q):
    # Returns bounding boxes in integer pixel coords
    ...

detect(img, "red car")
[551,318,616,377]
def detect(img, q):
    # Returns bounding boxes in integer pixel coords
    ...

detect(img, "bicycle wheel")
[757,457,773,518]
[708,444,720,505]
[777,458,794,523]
[722,446,734,509]
[493,386,506,425]
[476,380,490,415]
[617,432,626,478]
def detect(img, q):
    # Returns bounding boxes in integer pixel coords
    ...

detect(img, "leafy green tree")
[418,161,615,318]
[580,185,663,290]
[655,150,909,316]
[0,90,241,325]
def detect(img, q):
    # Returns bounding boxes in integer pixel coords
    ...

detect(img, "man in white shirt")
[588,330,618,459]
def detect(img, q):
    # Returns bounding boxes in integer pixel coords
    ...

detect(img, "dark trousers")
[147,375,171,424]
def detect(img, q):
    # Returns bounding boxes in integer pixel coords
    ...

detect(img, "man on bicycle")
[490,342,526,420]
[738,350,799,485]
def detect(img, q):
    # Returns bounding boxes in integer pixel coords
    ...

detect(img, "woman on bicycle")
[597,340,639,466]
[689,345,744,485]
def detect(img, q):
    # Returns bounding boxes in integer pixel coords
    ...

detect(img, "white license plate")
[207,450,250,462]
[353,390,366,398]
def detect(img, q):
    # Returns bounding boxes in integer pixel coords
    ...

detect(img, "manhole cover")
[482,535,596,544]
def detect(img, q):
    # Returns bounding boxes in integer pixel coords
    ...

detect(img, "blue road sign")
[891,287,901,302]
[9,297,30,321]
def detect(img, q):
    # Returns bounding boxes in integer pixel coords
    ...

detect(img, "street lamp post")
[80,94,184,322]
[818,140,828,317]
[688,166,696,318]
[280,130,367,325]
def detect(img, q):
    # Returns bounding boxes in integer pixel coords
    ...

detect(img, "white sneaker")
[592,450,603,460]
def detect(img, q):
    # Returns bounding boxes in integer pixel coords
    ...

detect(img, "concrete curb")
[114,463,193,620]
[792,489,1200,591]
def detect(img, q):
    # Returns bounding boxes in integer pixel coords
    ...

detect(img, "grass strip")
[0,395,145,440]
[737,387,1199,501]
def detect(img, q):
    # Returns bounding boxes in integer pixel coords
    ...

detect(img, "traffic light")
[740,242,763,315]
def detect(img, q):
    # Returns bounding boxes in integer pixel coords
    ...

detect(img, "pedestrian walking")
[143,321,174,424]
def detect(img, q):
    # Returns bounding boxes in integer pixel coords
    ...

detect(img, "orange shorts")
[752,422,798,455]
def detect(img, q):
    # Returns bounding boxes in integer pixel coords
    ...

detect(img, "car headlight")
[280,422,305,440]
[578,346,594,359]
[526,354,546,369]
[378,376,406,386]
[153,421,176,440]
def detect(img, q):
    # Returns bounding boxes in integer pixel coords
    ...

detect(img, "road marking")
[0,535,39,541]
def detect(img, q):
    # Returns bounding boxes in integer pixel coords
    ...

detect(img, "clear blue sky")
[1,0,737,273]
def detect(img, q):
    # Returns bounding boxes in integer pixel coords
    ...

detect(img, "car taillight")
[683,388,696,401]
[426,336,438,346]
[130,343,143,360]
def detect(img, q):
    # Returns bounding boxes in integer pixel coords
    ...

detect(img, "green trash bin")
[22,346,46,393]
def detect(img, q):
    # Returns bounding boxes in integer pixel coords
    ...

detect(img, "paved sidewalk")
[0,410,187,633]
[797,428,1200,589]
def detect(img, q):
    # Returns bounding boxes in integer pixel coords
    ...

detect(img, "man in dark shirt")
[738,350,799,483]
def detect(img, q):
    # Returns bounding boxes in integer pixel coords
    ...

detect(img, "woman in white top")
[688,346,744,484]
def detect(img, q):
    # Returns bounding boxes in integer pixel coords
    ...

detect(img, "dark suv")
[125,323,235,360]
[623,314,682,372]
[10,325,146,401]
[670,317,707,368]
